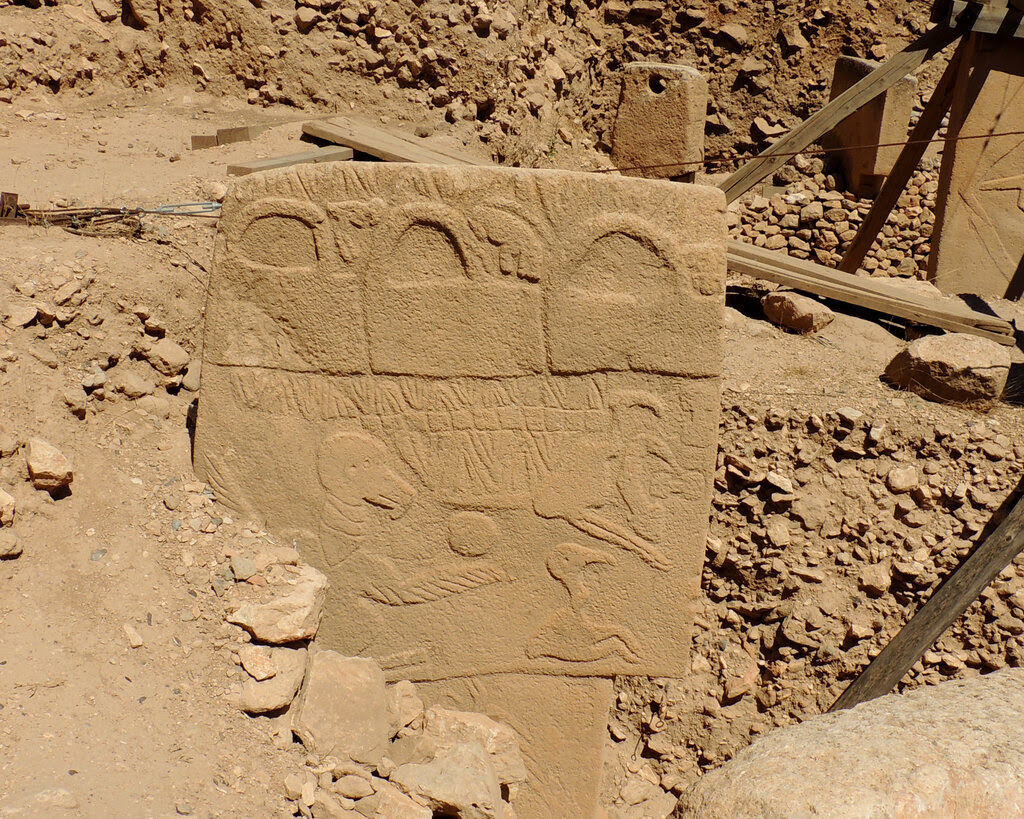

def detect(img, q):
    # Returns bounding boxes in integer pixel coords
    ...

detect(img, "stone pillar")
[611,62,707,182]
[194,162,727,816]
[928,35,1024,298]
[825,55,917,197]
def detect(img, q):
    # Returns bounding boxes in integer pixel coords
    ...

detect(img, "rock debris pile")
[604,396,1024,803]
[0,0,935,164]
[730,156,939,275]
[215,540,524,818]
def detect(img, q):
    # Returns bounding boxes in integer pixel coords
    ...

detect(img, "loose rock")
[226,564,328,643]
[292,650,390,766]
[238,646,308,714]
[885,333,1011,404]
[762,292,835,333]
[25,439,73,491]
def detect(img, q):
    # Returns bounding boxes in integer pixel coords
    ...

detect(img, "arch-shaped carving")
[229,198,327,270]
[377,202,477,284]
[565,213,688,294]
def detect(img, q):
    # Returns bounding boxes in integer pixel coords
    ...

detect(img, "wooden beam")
[190,134,218,151]
[839,41,966,274]
[216,125,266,146]
[727,240,1015,344]
[830,486,1024,711]
[719,25,962,203]
[302,116,493,166]
[227,146,355,176]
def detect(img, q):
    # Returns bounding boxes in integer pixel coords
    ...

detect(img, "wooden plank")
[216,125,265,146]
[227,146,355,176]
[191,134,218,150]
[719,25,962,203]
[730,241,1011,325]
[948,0,1024,36]
[727,240,1015,344]
[302,116,493,166]
[830,487,1024,711]
[838,42,966,274]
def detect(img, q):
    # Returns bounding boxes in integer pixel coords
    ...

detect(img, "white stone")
[25,439,73,491]
[226,564,328,643]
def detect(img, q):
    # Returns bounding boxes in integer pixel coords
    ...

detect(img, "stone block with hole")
[611,62,707,181]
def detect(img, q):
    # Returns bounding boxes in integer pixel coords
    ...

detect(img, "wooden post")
[719,25,962,204]
[838,39,969,274]
[830,484,1024,712]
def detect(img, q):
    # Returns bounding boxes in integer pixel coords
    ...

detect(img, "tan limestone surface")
[824,55,917,198]
[611,62,708,180]
[929,35,1024,298]
[193,160,727,815]
[675,668,1024,818]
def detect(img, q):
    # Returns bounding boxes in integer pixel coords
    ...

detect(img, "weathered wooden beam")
[227,146,354,176]
[727,240,1015,344]
[831,485,1024,711]
[302,116,493,166]
[839,40,966,274]
[719,25,962,204]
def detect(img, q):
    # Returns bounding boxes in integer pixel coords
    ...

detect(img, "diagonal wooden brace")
[719,25,963,204]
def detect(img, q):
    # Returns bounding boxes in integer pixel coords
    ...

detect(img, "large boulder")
[884,333,1010,404]
[675,669,1024,818]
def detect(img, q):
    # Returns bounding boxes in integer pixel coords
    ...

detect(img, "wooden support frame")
[831,484,1024,711]
[728,240,1015,343]
[719,25,963,204]
[838,39,970,274]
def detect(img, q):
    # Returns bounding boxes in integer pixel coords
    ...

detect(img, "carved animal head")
[317,432,416,519]
[546,542,616,591]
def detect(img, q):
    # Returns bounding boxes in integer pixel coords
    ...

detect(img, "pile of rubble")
[174,518,525,819]
[605,395,1024,801]
[730,155,939,275]
[0,0,935,163]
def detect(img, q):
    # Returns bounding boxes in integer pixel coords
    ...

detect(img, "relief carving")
[193,162,726,817]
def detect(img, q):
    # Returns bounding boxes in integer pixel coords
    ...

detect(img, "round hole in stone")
[648,75,668,94]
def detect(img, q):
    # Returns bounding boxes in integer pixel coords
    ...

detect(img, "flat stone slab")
[675,669,1024,818]
[194,161,727,814]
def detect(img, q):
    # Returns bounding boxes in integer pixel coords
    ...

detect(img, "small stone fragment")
[25,439,74,491]
[333,774,375,800]
[123,622,145,648]
[386,680,424,736]
[238,646,308,714]
[142,338,190,376]
[110,369,156,399]
[0,488,15,525]
[292,650,390,766]
[886,466,919,494]
[0,529,22,558]
[226,564,328,643]
[859,562,891,596]
[238,644,279,681]
[64,387,88,419]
